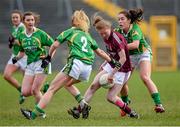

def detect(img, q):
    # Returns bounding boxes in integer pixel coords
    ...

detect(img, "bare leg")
[21,75,34,97]
[139,61,158,94]
[37,72,73,109]
[31,74,47,103]
[3,64,21,90]
[84,70,106,103]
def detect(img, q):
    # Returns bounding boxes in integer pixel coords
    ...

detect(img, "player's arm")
[128,29,141,50]
[110,49,126,76]
[12,51,25,64]
[118,49,126,65]
[41,40,59,68]
[127,40,139,50]
[49,40,59,57]
[94,48,111,62]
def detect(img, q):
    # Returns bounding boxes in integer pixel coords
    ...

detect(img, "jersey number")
[81,36,88,52]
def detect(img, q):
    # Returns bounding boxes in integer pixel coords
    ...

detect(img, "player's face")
[98,28,111,40]
[11,13,21,26]
[24,15,35,30]
[117,14,131,30]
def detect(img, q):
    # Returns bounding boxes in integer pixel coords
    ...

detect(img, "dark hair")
[11,10,23,21]
[23,11,40,26]
[119,8,143,24]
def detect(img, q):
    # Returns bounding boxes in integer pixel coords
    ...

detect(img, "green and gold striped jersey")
[11,22,25,55]
[115,23,152,55]
[56,27,98,65]
[18,27,54,64]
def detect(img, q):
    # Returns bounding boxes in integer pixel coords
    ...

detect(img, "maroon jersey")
[104,31,132,72]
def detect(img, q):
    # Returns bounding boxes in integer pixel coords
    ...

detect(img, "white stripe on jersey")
[113,32,122,44]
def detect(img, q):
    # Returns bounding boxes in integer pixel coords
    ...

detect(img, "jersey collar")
[25,27,37,37]
[121,24,133,37]
[14,22,23,32]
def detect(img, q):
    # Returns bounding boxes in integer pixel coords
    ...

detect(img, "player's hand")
[8,35,15,49]
[110,58,122,70]
[12,57,19,64]
[41,55,51,68]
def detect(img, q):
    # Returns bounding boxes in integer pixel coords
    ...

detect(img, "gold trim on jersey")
[69,33,78,45]
[32,36,41,48]
[80,57,92,62]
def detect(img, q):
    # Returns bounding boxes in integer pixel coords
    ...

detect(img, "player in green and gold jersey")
[13,12,54,108]
[20,10,120,120]
[3,10,26,104]
[115,8,165,115]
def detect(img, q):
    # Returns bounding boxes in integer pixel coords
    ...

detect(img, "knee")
[140,74,151,84]
[106,93,115,103]
[31,88,40,96]
[3,72,10,80]
[89,84,99,93]
[47,85,57,94]
[21,90,31,97]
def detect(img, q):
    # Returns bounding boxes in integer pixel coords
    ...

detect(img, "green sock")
[151,93,161,105]
[121,95,130,104]
[17,86,21,93]
[32,105,45,119]
[75,94,84,103]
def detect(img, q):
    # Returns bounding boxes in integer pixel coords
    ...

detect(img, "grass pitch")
[0,71,180,126]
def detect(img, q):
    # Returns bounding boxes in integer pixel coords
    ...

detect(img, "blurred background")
[0,0,179,72]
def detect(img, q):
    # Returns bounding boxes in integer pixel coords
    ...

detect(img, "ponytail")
[92,13,111,30]
[129,8,143,23]
[119,8,143,24]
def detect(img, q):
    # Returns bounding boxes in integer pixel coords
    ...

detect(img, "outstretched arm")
[49,40,60,57]
[127,40,139,50]
[94,48,111,62]
[111,49,126,75]
[41,41,60,68]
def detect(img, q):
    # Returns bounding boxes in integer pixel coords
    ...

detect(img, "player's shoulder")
[113,31,124,40]
[35,27,49,36]
[131,23,143,36]
[18,22,25,28]
[112,31,127,46]
[132,23,142,32]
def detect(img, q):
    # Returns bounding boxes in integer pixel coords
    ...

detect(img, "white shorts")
[102,63,131,85]
[61,58,92,81]
[25,60,48,76]
[7,54,27,70]
[130,50,152,68]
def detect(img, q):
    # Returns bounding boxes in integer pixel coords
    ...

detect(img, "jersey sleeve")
[91,39,98,50]
[41,31,54,46]
[115,33,126,52]
[56,28,73,44]
[17,35,24,52]
[131,27,142,41]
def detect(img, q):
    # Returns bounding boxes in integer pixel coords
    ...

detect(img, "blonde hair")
[71,10,90,33]
[92,13,111,30]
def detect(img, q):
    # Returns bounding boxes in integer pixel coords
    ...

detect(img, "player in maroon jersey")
[68,13,139,119]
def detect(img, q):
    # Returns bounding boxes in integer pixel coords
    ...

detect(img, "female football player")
[68,13,139,119]
[3,10,26,104]
[115,8,165,113]
[20,10,120,120]
[12,11,54,106]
